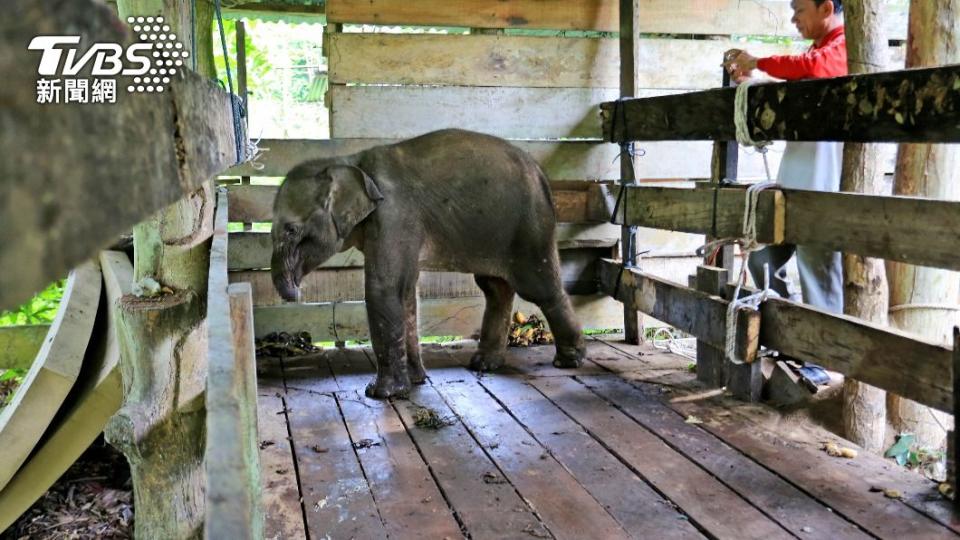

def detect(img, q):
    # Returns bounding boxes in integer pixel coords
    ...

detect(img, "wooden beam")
[253,293,625,340]
[204,284,263,539]
[1,0,243,311]
[0,251,129,532]
[327,33,802,90]
[615,185,960,272]
[0,261,101,492]
[326,0,908,38]
[601,65,960,143]
[759,298,952,413]
[226,181,612,223]
[228,224,618,271]
[601,259,952,412]
[222,137,786,182]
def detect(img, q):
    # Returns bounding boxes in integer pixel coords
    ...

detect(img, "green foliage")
[0,280,65,326]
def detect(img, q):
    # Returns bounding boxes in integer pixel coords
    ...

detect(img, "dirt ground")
[2,437,133,539]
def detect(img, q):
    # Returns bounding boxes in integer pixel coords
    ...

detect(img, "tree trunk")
[840,0,889,454]
[886,0,960,450]
[105,1,216,538]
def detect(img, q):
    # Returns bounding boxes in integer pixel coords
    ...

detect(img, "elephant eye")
[283,223,299,237]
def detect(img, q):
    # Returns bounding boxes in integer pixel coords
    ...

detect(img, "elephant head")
[271,162,384,301]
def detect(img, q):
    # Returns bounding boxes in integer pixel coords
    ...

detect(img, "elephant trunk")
[272,249,302,302]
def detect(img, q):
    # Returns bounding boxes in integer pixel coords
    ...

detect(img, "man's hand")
[723,48,759,83]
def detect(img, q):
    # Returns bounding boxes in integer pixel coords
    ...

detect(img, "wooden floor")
[256,338,960,540]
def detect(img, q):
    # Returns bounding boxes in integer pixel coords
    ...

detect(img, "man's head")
[791,0,843,41]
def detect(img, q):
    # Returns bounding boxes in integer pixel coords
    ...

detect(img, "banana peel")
[508,311,554,347]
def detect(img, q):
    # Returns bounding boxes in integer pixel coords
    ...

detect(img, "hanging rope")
[696,79,782,365]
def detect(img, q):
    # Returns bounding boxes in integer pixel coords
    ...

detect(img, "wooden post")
[695,266,727,387]
[619,0,642,344]
[840,0,889,454]
[886,0,960,450]
[726,306,762,402]
[953,327,959,509]
[105,1,217,537]
[708,69,738,274]
[237,19,252,232]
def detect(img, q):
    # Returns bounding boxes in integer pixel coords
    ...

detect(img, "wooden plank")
[223,137,780,182]
[760,298,954,413]
[253,293,626,340]
[602,64,960,143]
[227,181,613,223]
[0,325,50,370]
[329,33,802,89]
[428,365,631,539]
[783,189,960,272]
[601,258,955,412]
[327,0,907,39]
[599,260,729,349]
[618,185,960,272]
[475,372,705,539]
[0,260,101,492]
[331,85,632,139]
[1,0,242,311]
[228,225,616,271]
[663,388,958,539]
[0,251,128,532]
[256,388,307,540]
[326,350,464,539]
[391,373,550,539]
[578,375,872,539]
[232,247,609,305]
[284,387,387,539]
[205,283,263,540]
[527,376,792,539]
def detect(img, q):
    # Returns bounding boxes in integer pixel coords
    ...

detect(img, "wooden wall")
[231,0,909,338]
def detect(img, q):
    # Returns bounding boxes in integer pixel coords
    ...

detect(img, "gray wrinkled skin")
[272,129,586,399]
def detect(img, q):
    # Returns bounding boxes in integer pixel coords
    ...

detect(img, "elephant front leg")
[365,286,412,399]
[404,284,427,384]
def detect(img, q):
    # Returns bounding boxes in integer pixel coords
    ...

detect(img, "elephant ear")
[325,164,384,238]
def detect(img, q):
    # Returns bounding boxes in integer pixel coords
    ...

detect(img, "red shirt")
[756,26,847,80]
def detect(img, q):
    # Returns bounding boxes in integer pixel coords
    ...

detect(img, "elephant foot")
[365,371,412,399]
[468,350,507,372]
[408,358,427,385]
[553,345,586,369]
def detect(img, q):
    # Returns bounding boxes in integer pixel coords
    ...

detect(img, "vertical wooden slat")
[619,0,641,344]
[205,188,264,539]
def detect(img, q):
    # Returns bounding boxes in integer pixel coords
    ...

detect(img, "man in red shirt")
[723,0,846,314]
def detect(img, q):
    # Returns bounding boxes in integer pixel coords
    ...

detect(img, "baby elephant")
[271,129,586,398]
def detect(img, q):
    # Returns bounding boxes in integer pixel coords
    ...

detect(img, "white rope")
[651,327,697,360]
[243,134,269,172]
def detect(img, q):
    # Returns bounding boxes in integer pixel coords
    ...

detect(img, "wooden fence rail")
[601,64,960,143]
[611,184,960,272]
[205,188,262,539]
[599,260,954,413]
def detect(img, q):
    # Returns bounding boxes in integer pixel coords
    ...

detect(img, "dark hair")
[814,0,843,14]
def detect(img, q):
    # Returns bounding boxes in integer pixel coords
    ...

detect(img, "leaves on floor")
[256,331,321,358]
[821,441,857,459]
[4,438,132,539]
[411,406,456,430]
[508,312,553,347]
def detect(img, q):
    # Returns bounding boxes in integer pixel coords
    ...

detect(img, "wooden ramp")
[0,251,131,531]
[257,339,960,540]
[0,260,102,492]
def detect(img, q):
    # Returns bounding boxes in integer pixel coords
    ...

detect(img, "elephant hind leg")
[511,261,586,368]
[404,283,427,384]
[469,275,515,372]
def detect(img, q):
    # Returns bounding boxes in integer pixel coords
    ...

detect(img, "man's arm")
[725,42,847,81]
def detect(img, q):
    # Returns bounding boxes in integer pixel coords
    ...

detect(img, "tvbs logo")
[29,16,190,104]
